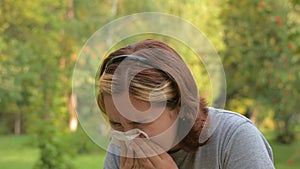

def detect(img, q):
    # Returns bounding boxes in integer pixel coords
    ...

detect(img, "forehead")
[104,94,150,111]
[103,94,166,123]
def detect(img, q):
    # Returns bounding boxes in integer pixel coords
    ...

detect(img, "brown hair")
[97,39,208,152]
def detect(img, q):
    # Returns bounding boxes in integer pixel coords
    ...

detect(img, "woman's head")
[97,39,208,152]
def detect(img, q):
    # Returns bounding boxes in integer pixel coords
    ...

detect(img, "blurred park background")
[0,0,300,168]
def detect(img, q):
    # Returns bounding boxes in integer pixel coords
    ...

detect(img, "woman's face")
[104,94,179,149]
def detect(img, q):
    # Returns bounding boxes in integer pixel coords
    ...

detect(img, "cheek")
[143,117,176,137]
[148,119,179,150]
[141,125,162,138]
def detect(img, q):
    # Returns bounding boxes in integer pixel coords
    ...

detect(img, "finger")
[131,141,155,168]
[134,138,176,168]
[146,143,176,166]
[134,139,156,157]
[120,141,135,168]
[133,158,140,169]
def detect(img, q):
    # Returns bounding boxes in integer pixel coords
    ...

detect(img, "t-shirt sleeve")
[103,144,120,169]
[223,122,275,169]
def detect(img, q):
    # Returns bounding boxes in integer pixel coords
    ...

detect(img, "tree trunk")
[14,112,21,135]
[67,0,74,20]
[68,94,78,132]
[250,108,258,124]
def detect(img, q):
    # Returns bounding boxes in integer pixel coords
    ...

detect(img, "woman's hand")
[120,139,178,169]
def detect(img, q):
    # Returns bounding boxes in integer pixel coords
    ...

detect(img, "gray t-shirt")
[103,108,275,169]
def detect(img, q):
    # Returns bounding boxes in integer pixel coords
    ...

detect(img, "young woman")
[97,39,275,169]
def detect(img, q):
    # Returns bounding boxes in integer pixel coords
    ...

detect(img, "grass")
[0,134,299,169]
[0,135,38,169]
[0,135,105,169]
[269,139,300,169]
[264,131,300,169]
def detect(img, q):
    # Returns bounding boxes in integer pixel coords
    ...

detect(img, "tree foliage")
[0,0,76,168]
[1,1,300,168]
[221,0,300,143]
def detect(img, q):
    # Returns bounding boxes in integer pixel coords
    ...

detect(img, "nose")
[122,125,135,132]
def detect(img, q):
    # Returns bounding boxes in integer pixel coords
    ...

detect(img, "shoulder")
[206,107,269,146]
[200,107,253,142]
[205,108,274,168]
[208,107,251,125]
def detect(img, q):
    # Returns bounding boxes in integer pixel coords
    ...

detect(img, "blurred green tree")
[221,0,300,143]
[0,0,77,168]
[0,0,41,135]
